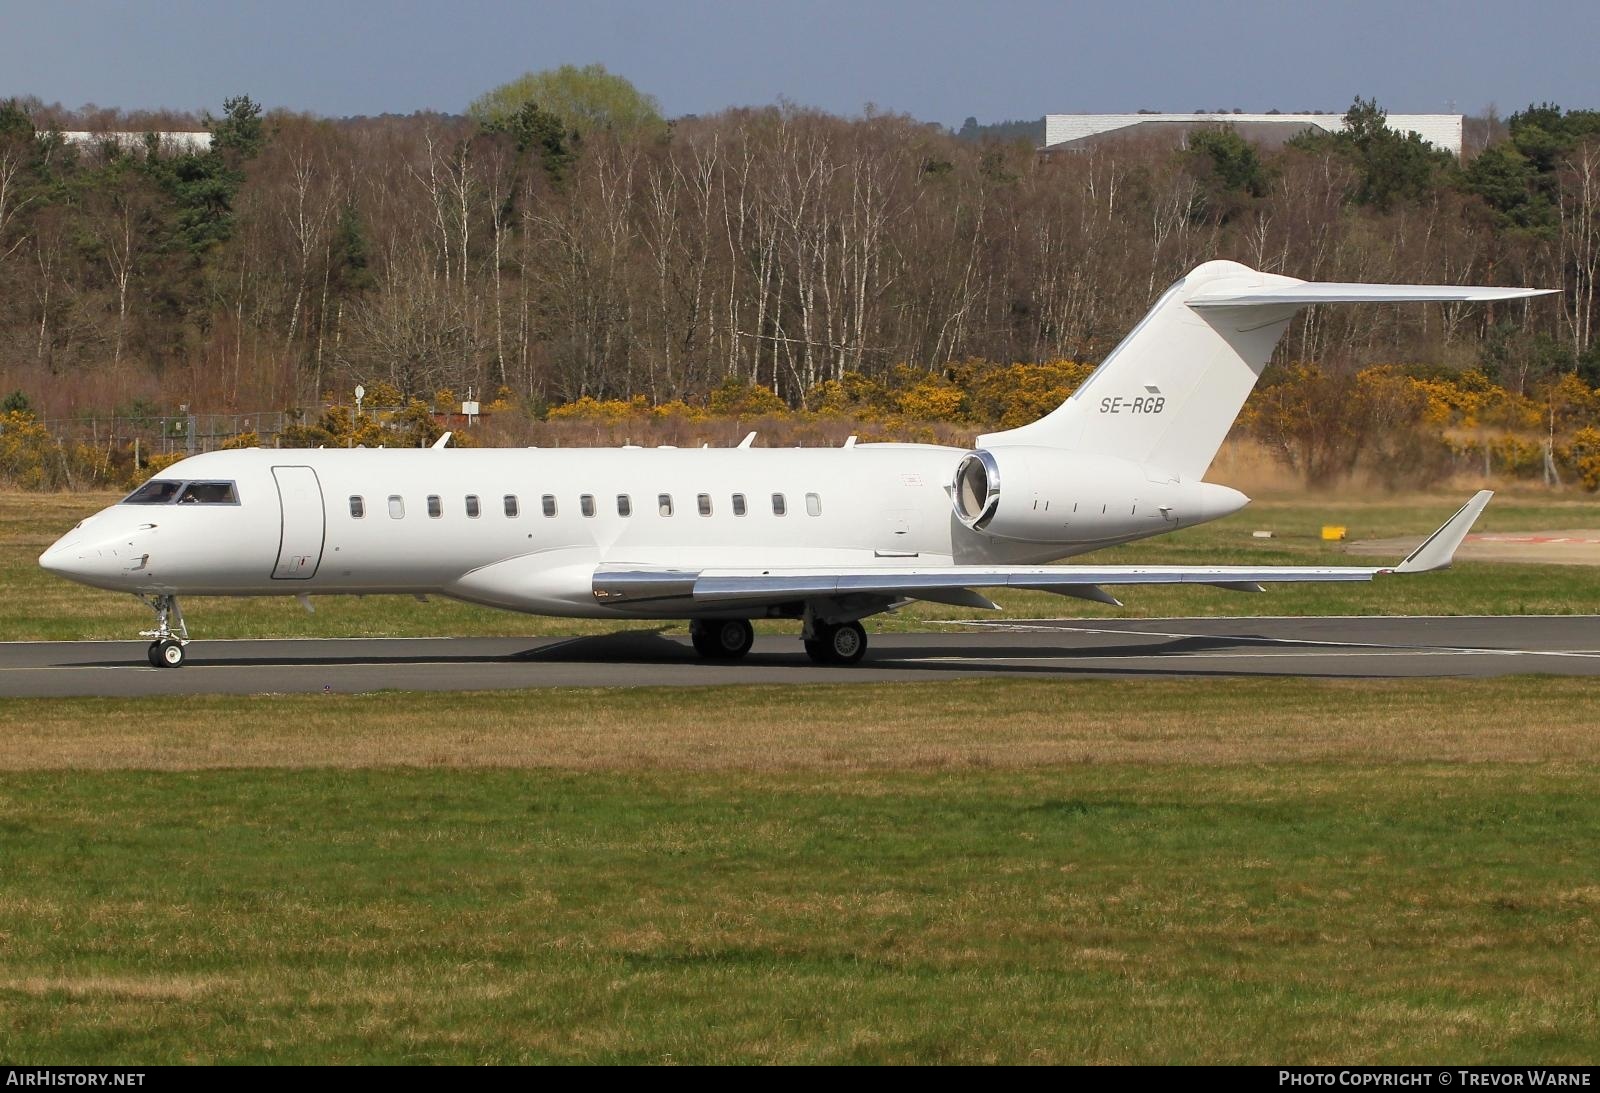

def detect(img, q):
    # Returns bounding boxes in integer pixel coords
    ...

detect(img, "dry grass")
[1,676,1595,772]
[1,976,225,1001]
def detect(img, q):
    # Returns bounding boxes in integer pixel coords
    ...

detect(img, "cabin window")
[617,494,632,517]
[806,492,822,517]
[388,495,405,519]
[542,494,557,517]
[771,492,787,516]
[427,495,442,519]
[658,493,674,517]
[465,494,481,518]
[697,493,712,516]
[504,495,519,518]
[580,494,596,518]
[732,493,747,516]
[122,480,182,505]
[349,495,365,519]
[176,481,240,505]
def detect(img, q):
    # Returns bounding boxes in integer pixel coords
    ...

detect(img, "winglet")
[1393,491,1493,573]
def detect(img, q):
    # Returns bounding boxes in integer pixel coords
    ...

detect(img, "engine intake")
[953,450,1001,530]
[949,446,1248,544]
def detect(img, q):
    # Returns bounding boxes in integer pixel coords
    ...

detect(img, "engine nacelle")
[951,446,1247,544]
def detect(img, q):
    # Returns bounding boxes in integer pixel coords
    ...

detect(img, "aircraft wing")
[593,492,1492,610]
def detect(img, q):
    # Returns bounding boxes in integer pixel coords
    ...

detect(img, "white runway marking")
[912,649,1600,664]
[0,665,128,672]
[949,621,1438,652]
[937,618,1600,661]
[949,612,1597,624]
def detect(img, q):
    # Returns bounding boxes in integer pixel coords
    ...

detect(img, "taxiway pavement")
[1,615,1596,697]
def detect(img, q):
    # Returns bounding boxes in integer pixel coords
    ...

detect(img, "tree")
[81,152,160,364]
[145,94,266,257]
[1183,126,1269,224]
[0,99,37,268]
[485,100,579,183]
[1186,127,1268,196]
[1479,106,1600,228]
[468,64,663,135]
[1464,141,1546,232]
[211,95,265,158]
[1289,97,1453,208]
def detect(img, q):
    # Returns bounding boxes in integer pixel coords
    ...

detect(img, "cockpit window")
[177,481,240,505]
[122,480,182,504]
[123,480,240,505]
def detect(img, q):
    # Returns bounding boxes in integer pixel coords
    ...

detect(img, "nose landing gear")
[138,594,190,668]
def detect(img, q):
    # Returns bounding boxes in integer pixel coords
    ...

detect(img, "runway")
[1,615,1598,696]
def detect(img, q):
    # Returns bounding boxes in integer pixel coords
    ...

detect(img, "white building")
[1043,114,1463,156]
[57,131,213,154]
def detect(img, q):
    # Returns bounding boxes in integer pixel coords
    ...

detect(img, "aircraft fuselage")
[40,444,1245,618]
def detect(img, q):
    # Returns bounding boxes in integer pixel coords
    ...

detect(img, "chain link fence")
[35,412,290,460]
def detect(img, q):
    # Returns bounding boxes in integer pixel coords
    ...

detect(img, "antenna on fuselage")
[432,432,452,449]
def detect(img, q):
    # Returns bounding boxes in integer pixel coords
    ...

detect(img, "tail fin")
[981,260,1554,479]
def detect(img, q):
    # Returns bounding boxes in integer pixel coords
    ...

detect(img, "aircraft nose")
[39,525,152,587]
[39,537,100,580]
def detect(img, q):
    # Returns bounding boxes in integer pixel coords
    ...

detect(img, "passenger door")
[271,465,325,579]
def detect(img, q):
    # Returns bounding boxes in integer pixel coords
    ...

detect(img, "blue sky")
[1,0,1591,125]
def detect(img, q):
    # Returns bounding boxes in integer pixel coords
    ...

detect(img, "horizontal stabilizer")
[1189,284,1557,309]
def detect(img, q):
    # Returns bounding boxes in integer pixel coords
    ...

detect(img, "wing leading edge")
[592,492,1493,609]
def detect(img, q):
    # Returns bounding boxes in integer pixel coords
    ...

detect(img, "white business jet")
[39,261,1551,667]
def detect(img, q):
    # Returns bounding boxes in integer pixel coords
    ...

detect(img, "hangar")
[1042,112,1463,156]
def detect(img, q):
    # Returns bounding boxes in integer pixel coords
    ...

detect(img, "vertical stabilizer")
[980,261,1301,479]
[980,262,1554,480]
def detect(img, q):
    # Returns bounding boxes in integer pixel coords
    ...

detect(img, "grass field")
[2,680,1599,1063]
[4,491,1599,1063]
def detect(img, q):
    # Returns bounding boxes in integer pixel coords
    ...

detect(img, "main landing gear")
[138,594,190,668]
[690,618,755,660]
[803,620,868,666]
[683,615,872,666]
